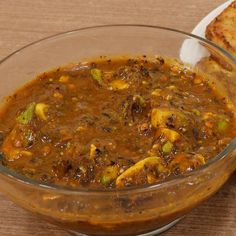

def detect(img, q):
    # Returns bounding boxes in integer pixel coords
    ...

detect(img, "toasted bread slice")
[206,1,236,57]
[197,57,232,76]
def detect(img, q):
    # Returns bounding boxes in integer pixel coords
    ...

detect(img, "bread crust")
[206,1,236,57]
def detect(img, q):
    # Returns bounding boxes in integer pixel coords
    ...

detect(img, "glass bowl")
[0,25,236,236]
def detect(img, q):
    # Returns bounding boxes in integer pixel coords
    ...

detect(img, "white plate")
[180,0,233,65]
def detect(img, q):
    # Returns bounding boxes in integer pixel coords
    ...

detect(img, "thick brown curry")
[0,56,235,189]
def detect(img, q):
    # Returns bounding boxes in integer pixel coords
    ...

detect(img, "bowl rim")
[0,24,236,195]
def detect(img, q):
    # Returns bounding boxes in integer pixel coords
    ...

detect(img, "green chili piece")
[16,102,36,125]
[133,95,146,107]
[217,120,228,131]
[101,175,111,185]
[90,68,104,86]
[101,166,118,185]
[162,141,173,154]
[192,109,200,116]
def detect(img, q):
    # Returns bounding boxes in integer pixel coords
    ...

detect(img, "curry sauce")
[0,56,235,188]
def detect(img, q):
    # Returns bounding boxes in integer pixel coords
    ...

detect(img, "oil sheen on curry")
[0,56,235,189]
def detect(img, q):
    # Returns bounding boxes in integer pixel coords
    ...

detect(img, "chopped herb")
[16,102,36,124]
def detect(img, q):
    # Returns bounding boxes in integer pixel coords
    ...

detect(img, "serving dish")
[191,0,234,38]
[0,25,236,236]
[180,0,234,65]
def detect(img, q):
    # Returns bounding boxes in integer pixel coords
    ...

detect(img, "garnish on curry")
[0,56,235,188]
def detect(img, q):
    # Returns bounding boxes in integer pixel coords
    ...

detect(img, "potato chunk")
[151,108,187,129]
[158,128,181,142]
[35,103,49,121]
[116,156,169,188]
[110,79,129,90]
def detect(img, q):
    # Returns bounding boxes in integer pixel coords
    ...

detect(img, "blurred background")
[0,0,224,59]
